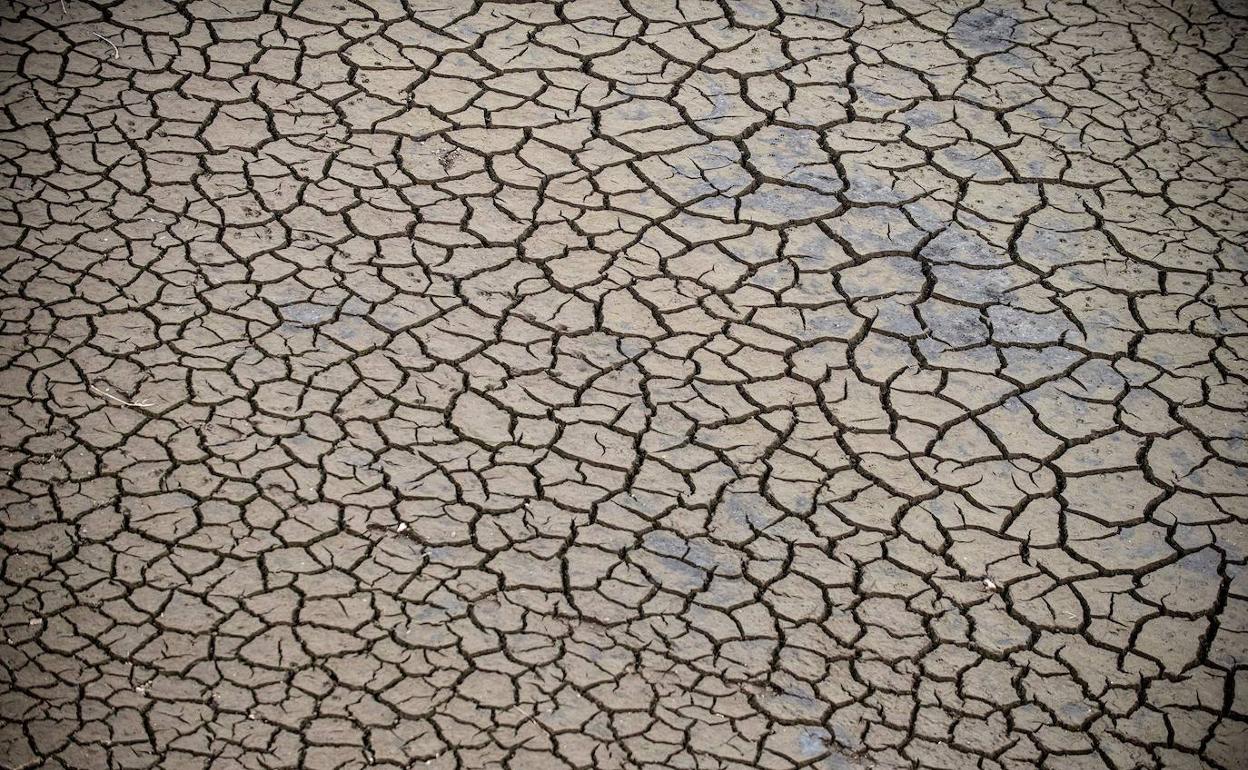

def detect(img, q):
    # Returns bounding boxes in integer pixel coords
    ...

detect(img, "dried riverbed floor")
[2,0,1248,768]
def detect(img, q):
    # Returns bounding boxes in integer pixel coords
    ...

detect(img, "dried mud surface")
[2,0,1248,768]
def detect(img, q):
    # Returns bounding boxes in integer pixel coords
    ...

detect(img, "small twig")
[510,704,546,727]
[89,384,153,409]
[92,31,119,59]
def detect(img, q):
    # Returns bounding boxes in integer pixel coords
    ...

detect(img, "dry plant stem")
[88,384,153,409]
[92,31,119,59]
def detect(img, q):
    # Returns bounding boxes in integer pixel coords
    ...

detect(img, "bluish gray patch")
[282,302,335,325]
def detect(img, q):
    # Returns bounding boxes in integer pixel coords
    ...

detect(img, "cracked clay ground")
[2,1,1248,770]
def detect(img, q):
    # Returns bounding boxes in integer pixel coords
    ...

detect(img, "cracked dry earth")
[4,1,1248,770]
